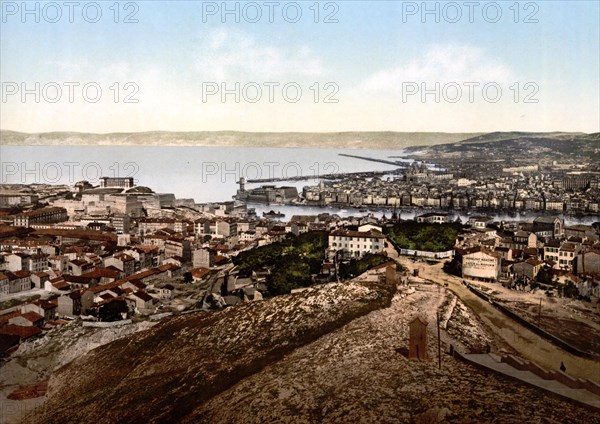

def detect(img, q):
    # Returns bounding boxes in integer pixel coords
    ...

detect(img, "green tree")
[536,266,553,286]
[99,299,129,322]
[563,281,579,298]
[387,221,462,252]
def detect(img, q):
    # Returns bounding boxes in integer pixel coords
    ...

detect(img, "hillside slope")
[405,132,600,161]
[188,282,599,423]
[29,280,395,424]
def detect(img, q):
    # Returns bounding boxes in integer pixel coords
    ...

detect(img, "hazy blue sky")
[1,1,599,133]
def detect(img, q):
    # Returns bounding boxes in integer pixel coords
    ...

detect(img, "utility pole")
[437,311,442,370]
[537,298,542,328]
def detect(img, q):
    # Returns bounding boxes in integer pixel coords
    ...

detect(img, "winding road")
[385,245,600,383]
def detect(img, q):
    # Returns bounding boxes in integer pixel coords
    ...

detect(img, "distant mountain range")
[0,130,481,149]
[404,131,600,160]
[451,131,597,145]
[2,130,597,152]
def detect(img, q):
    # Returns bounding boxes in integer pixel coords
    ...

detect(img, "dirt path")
[386,247,600,383]
[192,272,598,423]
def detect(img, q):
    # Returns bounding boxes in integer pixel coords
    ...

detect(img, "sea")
[1,145,597,226]
[0,145,408,201]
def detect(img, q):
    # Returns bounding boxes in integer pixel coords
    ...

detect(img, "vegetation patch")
[387,221,463,252]
[233,231,328,295]
[339,254,391,279]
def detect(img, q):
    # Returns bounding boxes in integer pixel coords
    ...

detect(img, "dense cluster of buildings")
[1,167,598,354]
[452,216,600,298]
[301,171,599,214]
[0,178,380,352]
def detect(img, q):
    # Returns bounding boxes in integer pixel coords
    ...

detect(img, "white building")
[328,229,386,258]
[456,247,501,281]
[415,212,449,224]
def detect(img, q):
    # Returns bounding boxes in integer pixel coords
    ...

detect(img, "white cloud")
[363,43,513,93]
[194,28,325,81]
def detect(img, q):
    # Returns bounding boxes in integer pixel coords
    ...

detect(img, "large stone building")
[328,229,386,258]
[512,258,544,281]
[415,212,449,224]
[193,248,214,269]
[0,192,39,207]
[235,182,298,204]
[13,207,68,227]
[455,247,501,281]
[532,216,564,240]
[99,177,134,189]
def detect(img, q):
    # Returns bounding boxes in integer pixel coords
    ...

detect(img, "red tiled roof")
[0,324,42,339]
[63,275,94,284]
[191,267,210,279]
[329,229,386,239]
[15,207,66,218]
[0,311,21,324]
[32,300,57,310]
[157,263,180,272]
[52,281,70,290]
[132,245,159,253]
[33,228,117,242]
[20,312,44,323]
[81,268,120,279]
[132,291,153,302]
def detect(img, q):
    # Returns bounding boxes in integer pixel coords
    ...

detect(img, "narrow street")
[385,245,600,383]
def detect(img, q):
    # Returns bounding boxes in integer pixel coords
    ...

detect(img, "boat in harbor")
[263,210,285,218]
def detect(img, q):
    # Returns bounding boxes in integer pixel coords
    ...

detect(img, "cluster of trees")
[387,221,463,252]
[529,269,587,300]
[232,231,328,295]
[338,254,390,279]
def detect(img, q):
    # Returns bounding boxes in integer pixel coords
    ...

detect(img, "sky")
[1,0,599,133]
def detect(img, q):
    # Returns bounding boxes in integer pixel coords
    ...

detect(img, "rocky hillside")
[22,277,599,423]
[405,131,600,161]
[187,283,599,423]
[29,280,395,424]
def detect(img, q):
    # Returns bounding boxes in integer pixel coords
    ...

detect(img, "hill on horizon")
[2,130,596,153]
[0,130,488,149]
[404,132,600,161]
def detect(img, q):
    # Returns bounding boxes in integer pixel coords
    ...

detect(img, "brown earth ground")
[385,246,600,384]
[191,274,599,423]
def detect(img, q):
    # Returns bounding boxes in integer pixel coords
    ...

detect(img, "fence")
[466,284,600,361]
[399,248,454,259]
[388,238,454,259]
